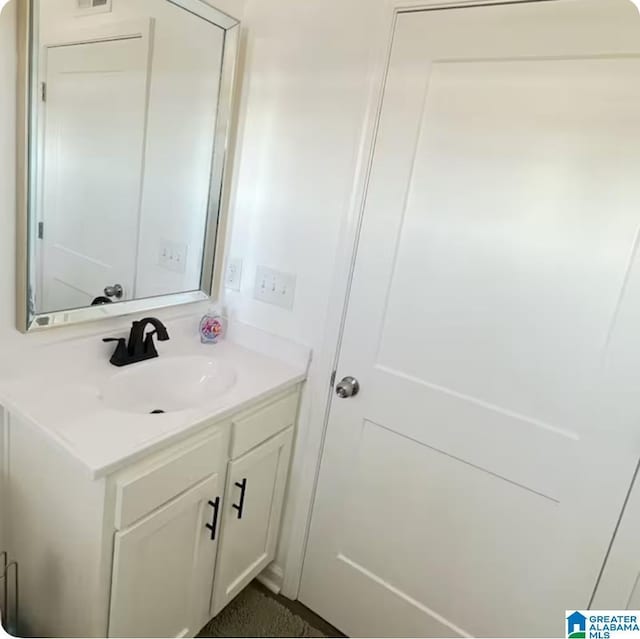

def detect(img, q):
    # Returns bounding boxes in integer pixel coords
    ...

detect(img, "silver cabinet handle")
[336,376,360,399]
[104,284,124,299]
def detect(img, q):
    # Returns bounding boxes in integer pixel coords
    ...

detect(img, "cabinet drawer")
[115,426,228,529]
[230,390,299,459]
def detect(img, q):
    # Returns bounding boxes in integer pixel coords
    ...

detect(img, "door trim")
[280,0,588,599]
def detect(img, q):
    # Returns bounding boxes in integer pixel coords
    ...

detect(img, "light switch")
[159,241,188,274]
[254,266,296,310]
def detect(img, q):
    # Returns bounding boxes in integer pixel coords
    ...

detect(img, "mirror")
[17,0,239,332]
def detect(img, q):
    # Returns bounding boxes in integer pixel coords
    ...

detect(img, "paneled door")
[300,1,640,637]
[40,35,150,312]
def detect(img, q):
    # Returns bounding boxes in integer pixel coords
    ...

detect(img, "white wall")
[223,0,383,345]
[222,0,392,587]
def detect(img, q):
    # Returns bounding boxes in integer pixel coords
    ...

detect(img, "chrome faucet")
[103,317,170,367]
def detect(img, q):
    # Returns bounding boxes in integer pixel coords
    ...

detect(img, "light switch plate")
[254,266,296,310]
[76,0,112,15]
[159,240,188,274]
[225,258,243,291]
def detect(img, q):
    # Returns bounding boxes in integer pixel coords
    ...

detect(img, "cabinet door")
[212,428,293,615]
[109,473,223,638]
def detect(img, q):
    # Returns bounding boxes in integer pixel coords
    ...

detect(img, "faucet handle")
[103,337,126,346]
[103,338,129,367]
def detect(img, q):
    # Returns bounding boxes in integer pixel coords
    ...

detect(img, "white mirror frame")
[16,0,240,332]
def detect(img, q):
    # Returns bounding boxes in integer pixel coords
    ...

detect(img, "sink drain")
[150,409,166,415]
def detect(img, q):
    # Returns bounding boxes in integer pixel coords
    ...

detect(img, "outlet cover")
[225,258,243,291]
[254,266,296,310]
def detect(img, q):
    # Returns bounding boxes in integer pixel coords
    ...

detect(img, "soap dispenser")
[199,305,225,344]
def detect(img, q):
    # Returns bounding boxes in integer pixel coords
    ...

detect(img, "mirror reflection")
[29,0,232,316]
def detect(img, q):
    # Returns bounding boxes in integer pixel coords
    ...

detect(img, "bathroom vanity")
[0,317,308,637]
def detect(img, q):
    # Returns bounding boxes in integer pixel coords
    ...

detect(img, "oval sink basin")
[100,356,236,414]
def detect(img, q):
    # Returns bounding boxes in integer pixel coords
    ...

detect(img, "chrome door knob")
[336,376,360,399]
[104,284,124,299]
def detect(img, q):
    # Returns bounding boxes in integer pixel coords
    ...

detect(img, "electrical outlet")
[225,258,243,291]
[159,241,188,274]
[254,266,296,310]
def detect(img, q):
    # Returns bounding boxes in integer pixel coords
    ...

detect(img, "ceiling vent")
[76,0,112,15]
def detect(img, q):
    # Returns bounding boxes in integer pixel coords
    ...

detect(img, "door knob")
[336,376,360,399]
[104,284,124,299]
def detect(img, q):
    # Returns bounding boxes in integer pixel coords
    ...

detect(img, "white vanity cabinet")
[212,391,298,615]
[5,385,301,638]
[109,474,224,638]
[213,427,294,615]
[108,428,229,638]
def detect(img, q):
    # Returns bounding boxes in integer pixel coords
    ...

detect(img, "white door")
[212,429,293,615]
[109,474,222,638]
[300,1,640,637]
[39,36,150,313]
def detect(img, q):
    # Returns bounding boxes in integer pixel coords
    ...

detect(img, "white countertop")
[0,316,310,478]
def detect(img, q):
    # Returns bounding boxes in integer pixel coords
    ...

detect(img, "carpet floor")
[198,584,328,638]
